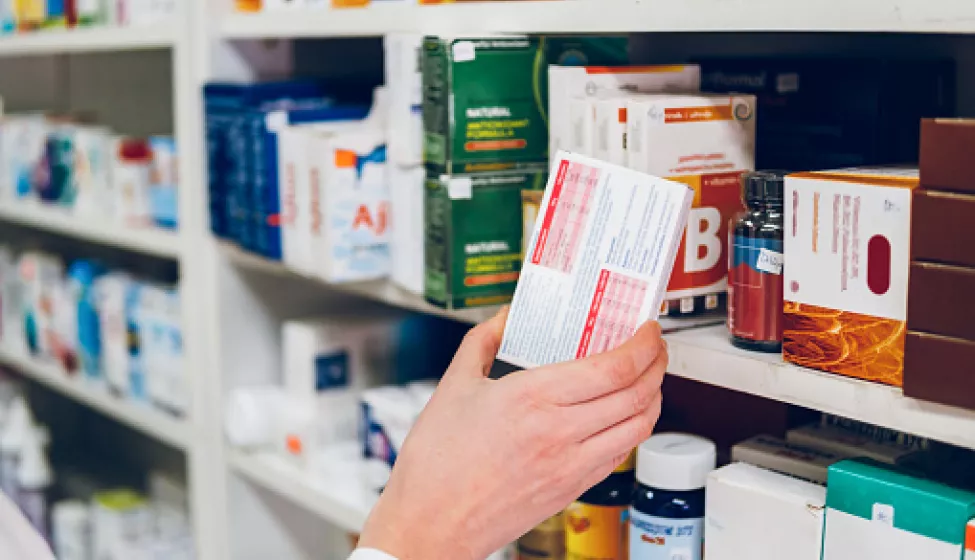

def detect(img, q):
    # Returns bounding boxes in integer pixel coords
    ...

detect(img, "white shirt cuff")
[349,548,399,560]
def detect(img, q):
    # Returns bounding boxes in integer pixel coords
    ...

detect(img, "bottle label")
[629,509,703,560]
[728,235,784,343]
[564,502,628,560]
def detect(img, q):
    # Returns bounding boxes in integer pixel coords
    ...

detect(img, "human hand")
[357,307,668,560]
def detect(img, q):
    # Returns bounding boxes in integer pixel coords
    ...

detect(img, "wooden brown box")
[920,119,975,194]
[904,331,975,412]
[912,189,975,268]
[908,262,975,341]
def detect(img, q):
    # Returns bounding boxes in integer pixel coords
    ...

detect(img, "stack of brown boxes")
[905,119,975,411]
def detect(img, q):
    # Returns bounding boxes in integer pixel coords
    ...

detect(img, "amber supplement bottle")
[728,171,786,353]
[564,453,634,560]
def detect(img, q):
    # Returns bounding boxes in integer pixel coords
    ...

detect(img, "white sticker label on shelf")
[756,249,784,275]
[872,503,895,527]
[448,178,474,200]
[452,41,476,63]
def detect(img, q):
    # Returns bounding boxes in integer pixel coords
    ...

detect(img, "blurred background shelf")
[0,347,190,450]
[664,325,975,451]
[0,24,175,57]
[219,0,975,38]
[0,202,182,259]
[229,449,375,534]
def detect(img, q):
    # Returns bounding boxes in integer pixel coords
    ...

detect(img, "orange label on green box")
[564,502,628,560]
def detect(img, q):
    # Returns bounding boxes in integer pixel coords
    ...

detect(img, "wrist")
[359,486,473,560]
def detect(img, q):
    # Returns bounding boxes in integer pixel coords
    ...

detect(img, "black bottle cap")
[742,170,786,204]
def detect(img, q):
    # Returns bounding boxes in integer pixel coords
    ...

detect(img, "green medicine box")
[424,167,547,309]
[824,459,975,560]
[422,36,549,174]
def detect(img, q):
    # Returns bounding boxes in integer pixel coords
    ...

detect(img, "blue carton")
[202,81,331,241]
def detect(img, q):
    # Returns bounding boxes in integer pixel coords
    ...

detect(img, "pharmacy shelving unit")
[3,1,974,559]
[0,6,222,560]
[195,2,975,559]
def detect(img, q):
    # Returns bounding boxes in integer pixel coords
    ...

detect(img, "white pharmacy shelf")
[0,24,175,57]
[0,202,182,259]
[229,450,377,534]
[220,0,975,38]
[223,242,727,331]
[223,243,498,325]
[665,325,975,451]
[0,347,190,450]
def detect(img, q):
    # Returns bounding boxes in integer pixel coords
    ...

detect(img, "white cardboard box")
[626,93,756,302]
[548,65,700,166]
[384,34,424,167]
[705,462,825,560]
[389,165,426,294]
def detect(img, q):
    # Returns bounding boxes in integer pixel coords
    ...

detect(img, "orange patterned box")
[783,168,919,386]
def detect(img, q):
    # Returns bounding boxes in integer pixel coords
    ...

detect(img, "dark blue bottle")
[629,434,716,560]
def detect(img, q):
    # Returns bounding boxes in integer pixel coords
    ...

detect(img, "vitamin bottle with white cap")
[629,433,716,560]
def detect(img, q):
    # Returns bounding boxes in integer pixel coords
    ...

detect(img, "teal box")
[824,459,975,560]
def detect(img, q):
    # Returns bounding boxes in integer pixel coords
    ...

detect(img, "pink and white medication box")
[498,151,693,369]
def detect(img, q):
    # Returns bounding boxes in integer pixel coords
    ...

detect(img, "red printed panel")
[531,160,600,273]
[577,270,649,359]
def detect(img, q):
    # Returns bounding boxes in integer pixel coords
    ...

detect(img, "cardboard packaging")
[390,166,426,294]
[911,189,975,268]
[626,93,756,308]
[907,262,975,341]
[823,459,975,560]
[786,424,922,466]
[424,167,546,309]
[497,152,693,369]
[920,119,975,194]
[548,64,701,164]
[701,58,955,171]
[904,332,975,412]
[783,168,919,387]
[704,463,825,560]
[384,34,424,167]
[731,434,842,484]
[307,127,391,283]
[422,36,548,173]
[202,81,333,241]
[591,95,629,166]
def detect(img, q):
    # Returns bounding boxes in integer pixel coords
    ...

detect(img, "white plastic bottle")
[17,424,52,541]
[0,396,32,501]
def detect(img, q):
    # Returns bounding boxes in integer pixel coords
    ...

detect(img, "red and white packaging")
[627,93,756,303]
[497,151,693,369]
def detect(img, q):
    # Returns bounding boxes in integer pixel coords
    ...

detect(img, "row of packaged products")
[204,35,954,315]
[0,372,194,559]
[0,0,175,33]
[0,111,179,230]
[719,120,975,415]
[0,246,188,418]
[516,418,975,560]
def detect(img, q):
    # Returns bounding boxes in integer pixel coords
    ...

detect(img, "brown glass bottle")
[728,171,786,353]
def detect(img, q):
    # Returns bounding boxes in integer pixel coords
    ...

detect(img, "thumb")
[445,306,510,380]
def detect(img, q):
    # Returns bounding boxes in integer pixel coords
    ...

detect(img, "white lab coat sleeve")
[348,548,399,560]
[0,491,55,559]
